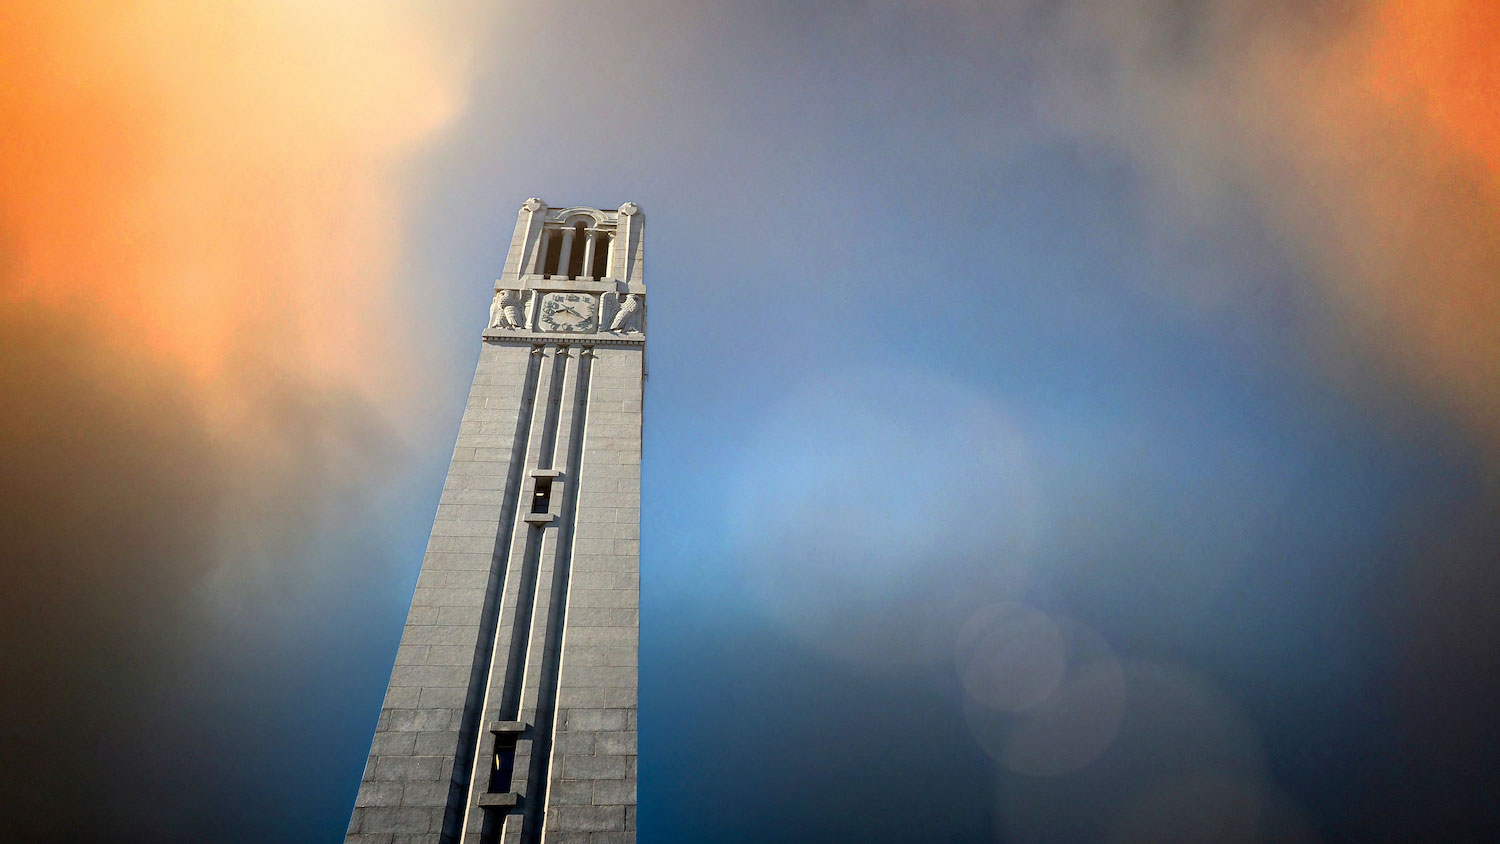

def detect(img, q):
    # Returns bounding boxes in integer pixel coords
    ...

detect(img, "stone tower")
[346,198,644,844]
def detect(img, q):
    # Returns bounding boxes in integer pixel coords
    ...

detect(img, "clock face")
[538,292,597,333]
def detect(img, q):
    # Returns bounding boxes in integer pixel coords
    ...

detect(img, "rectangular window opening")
[530,479,552,514]
[489,736,518,793]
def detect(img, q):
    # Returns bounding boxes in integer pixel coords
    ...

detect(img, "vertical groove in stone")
[537,347,568,471]
[520,352,593,844]
[495,534,542,722]
[439,343,543,844]
[500,350,571,723]
[465,346,576,844]
[458,345,572,844]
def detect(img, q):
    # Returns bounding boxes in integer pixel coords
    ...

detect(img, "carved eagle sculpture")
[609,293,642,333]
[490,289,526,330]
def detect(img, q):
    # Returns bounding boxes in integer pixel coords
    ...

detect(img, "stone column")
[556,228,575,280]
[580,230,597,280]
[525,228,549,276]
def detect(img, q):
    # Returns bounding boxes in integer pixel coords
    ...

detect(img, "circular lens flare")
[957,603,1068,712]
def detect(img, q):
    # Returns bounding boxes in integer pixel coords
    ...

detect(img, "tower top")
[499,198,645,291]
[488,197,646,341]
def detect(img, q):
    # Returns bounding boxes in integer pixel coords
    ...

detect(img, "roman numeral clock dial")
[538,292,598,332]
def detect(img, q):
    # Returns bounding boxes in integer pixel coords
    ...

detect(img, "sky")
[2,1,1499,842]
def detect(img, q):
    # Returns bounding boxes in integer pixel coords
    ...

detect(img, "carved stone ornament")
[618,202,640,216]
[608,293,644,334]
[523,289,538,327]
[490,289,527,330]
[522,197,544,212]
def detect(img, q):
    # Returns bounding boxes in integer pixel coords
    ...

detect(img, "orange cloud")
[1297,0,1500,450]
[0,0,492,612]
[0,4,482,823]
[1059,0,1500,456]
[1,0,465,407]
[1368,0,1500,177]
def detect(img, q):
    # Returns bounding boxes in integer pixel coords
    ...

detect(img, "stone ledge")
[523,513,556,526]
[476,792,520,809]
[489,720,527,735]
[482,331,645,346]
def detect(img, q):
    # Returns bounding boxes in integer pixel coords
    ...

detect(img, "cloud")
[0,0,467,393]
[1041,0,1500,456]
[0,1,484,839]
[0,307,223,837]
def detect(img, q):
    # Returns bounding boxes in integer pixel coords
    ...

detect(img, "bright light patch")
[726,365,1040,670]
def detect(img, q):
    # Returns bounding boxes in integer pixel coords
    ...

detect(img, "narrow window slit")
[489,735,518,793]
[531,479,552,514]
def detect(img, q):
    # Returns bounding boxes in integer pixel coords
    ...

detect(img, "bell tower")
[346,198,644,843]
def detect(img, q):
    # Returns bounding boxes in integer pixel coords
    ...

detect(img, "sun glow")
[0,0,467,409]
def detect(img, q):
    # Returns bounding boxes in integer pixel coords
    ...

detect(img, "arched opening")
[537,217,613,280]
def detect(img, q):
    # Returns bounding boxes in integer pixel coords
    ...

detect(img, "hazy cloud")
[1041,0,1500,456]
[0,2,489,839]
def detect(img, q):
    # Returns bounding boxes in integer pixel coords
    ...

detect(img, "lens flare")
[727,365,1040,670]
[997,661,1270,844]
[956,603,1067,713]
[963,613,1126,778]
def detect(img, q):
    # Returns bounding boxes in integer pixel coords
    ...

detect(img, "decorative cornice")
[483,330,645,347]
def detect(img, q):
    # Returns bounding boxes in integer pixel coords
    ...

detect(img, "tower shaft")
[347,199,644,844]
